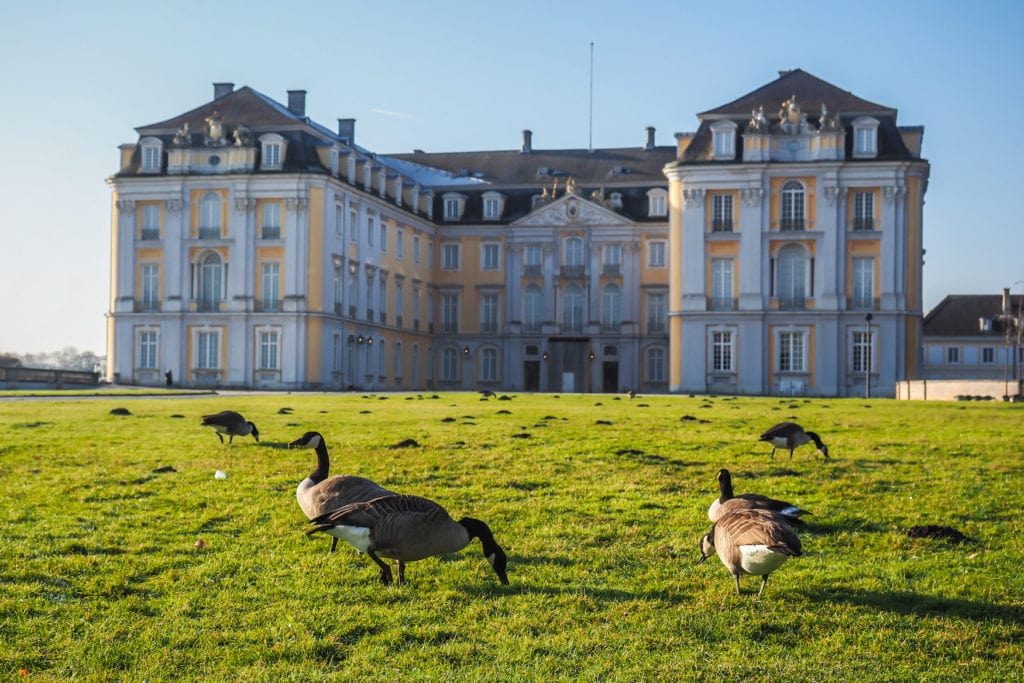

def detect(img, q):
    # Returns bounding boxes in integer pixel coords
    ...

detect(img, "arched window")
[197,252,224,310]
[780,181,805,231]
[601,284,622,331]
[523,285,543,333]
[776,244,808,308]
[562,284,584,333]
[199,192,222,238]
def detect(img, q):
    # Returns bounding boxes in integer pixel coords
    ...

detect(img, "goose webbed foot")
[368,550,393,585]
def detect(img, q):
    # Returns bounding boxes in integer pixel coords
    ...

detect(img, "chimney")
[1004,287,1011,315]
[644,126,656,151]
[287,90,307,117]
[213,82,234,99]
[521,129,533,154]
[338,118,355,145]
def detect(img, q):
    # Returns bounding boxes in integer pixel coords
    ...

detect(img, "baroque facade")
[107,69,929,396]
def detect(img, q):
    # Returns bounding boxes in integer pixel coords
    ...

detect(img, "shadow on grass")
[805,586,1024,625]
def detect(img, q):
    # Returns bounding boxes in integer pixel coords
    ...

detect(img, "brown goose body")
[308,494,509,586]
[290,431,396,553]
[699,507,802,597]
[707,468,811,524]
[202,411,259,444]
[759,421,829,459]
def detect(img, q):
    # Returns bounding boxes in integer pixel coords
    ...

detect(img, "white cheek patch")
[310,434,322,449]
[328,526,372,554]
[486,553,496,567]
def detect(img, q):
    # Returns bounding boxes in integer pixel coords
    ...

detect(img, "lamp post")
[864,313,873,399]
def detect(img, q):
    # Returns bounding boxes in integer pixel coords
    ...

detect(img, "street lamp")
[864,313,873,399]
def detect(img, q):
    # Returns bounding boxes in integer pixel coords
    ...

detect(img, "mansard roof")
[137,86,327,136]
[924,294,1024,337]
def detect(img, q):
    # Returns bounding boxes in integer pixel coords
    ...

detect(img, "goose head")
[697,529,716,564]
[289,431,324,449]
[806,431,829,458]
[460,517,510,585]
[248,422,260,442]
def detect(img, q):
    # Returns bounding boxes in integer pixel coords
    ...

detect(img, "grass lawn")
[1,392,1021,681]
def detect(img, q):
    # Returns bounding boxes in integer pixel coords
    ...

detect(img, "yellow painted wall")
[306,317,323,382]
[305,188,325,382]
[668,178,683,388]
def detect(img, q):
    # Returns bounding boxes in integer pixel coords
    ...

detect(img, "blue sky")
[1,0,1021,354]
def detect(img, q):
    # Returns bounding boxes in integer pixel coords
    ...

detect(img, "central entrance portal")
[547,336,590,393]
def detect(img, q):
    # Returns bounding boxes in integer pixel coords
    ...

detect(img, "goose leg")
[397,561,407,586]
[733,573,742,595]
[228,434,234,445]
[216,433,224,444]
[367,549,393,585]
[758,575,769,598]
[770,447,776,459]
[328,537,338,554]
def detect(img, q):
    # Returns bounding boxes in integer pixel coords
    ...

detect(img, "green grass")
[1,392,1022,681]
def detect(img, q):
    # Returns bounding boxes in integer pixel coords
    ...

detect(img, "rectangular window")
[982,347,995,364]
[138,330,157,369]
[524,245,542,274]
[261,263,280,311]
[333,268,343,315]
[264,143,281,167]
[711,259,733,309]
[853,192,874,230]
[482,243,500,270]
[335,206,343,239]
[712,331,733,372]
[196,331,220,369]
[397,228,404,259]
[712,194,733,232]
[649,194,666,216]
[367,215,374,246]
[379,281,387,321]
[395,283,404,324]
[380,224,387,252]
[778,331,805,373]
[946,346,960,364]
[349,210,358,243]
[713,130,734,157]
[648,241,666,268]
[480,294,499,333]
[603,244,622,267]
[481,348,498,381]
[428,241,434,269]
[261,202,281,239]
[413,234,420,263]
[852,258,874,309]
[142,146,161,171]
[141,264,159,310]
[483,197,501,220]
[258,330,279,370]
[853,331,873,372]
[647,348,666,382]
[442,244,460,270]
[646,292,666,334]
[141,204,160,240]
[444,198,461,220]
[441,294,459,333]
[441,348,458,381]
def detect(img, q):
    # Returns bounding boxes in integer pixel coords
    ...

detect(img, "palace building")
[106,69,928,396]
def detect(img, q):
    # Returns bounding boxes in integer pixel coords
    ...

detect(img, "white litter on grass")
[214,470,228,479]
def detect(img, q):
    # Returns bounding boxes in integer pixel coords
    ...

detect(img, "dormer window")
[140,137,163,173]
[259,134,286,170]
[647,189,668,217]
[710,120,738,160]
[852,117,879,158]
[482,192,504,221]
[442,193,466,221]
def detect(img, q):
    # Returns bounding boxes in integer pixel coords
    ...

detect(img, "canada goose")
[201,411,259,444]
[698,507,802,597]
[307,494,509,587]
[759,422,829,459]
[289,431,397,554]
[708,468,812,525]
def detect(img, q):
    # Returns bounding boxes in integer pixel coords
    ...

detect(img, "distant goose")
[698,508,802,597]
[759,422,829,459]
[201,411,259,444]
[708,468,812,525]
[289,431,397,554]
[307,494,509,587]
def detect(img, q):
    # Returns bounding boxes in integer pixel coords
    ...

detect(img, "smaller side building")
[921,290,1023,397]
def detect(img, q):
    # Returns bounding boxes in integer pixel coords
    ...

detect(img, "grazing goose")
[708,468,812,525]
[307,494,509,587]
[698,508,802,597]
[759,422,829,459]
[289,431,397,553]
[201,411,259,444]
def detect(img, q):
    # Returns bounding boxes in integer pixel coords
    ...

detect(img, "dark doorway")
[602,361,619,393]
[524,360,540,391]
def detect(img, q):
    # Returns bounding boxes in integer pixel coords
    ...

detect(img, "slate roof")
[924,295,1024,337]
[675,69,919,164]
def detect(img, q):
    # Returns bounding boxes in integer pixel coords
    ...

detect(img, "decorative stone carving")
[115,199,136,213]
[515,195,623,227]
[823,186,840,206]
[741,188,764,207]
[682,188,705,208]
[204,112,228,147]
[164,199,183,215]
[819,104,842,132]
[748,105,770,133]
[234,197,257,213]
[777,96,814,135]
[232,124,252,147]
[883,186,906,203]
[285,197,308,214]
[172,123,191,147]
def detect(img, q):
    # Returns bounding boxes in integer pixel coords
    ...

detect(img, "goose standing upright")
[708,468,812,524]
[289,431,397,554]
[759,422,829,459]
[698,507,802,597]
[307,493,509,587]
[201,411,259,444]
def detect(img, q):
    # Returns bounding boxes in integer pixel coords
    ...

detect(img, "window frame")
[480,293,499,334]
[851,257,874,310]
[711,330,734,373]
[780,180,805,231]
[257,328,281,371]
[646,347,666,382]
[481,243,501,271]
[137,329,158,370]
[711,258,734,310]
[711,194,733,232]
[648,240,667,268]
[778,330,807,373]
[441,243,461,271]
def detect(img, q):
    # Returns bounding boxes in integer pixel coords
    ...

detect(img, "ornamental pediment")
[512,193,629,228]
